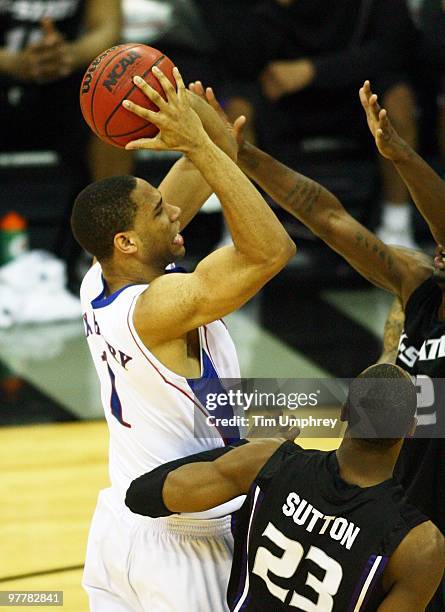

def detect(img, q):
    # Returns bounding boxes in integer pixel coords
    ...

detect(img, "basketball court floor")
[0,285,392,610]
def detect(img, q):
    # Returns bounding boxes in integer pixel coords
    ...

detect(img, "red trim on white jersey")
[126,294,226,441]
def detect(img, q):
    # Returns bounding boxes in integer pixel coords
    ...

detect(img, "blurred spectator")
[0,0,121,183]
[204,0,419,248]
[125,0,216,82]
[0,0,121,284]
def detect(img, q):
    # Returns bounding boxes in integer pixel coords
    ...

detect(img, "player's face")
[132,179,185,265]
[432,244,445,286]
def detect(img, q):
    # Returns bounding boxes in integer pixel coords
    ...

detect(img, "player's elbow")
[125,470,174,518]
[125,480,152,516]
[265,237,296,272]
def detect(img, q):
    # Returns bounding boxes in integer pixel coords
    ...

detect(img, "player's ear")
[114,231,138,255]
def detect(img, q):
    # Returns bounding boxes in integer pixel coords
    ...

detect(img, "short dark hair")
[71,175,138,261]
[345,363,416,448]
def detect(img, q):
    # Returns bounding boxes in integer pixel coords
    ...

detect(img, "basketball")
[79,44,175,148]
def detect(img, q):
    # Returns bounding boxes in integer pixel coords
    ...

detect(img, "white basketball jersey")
[80,263,243,517]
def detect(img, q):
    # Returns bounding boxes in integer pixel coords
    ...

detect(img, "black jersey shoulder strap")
[404,275,438,322]
[379,497,429,557]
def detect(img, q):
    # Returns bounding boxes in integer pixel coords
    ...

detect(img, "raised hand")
[359,80,412,162]
[188,81,246,152]
[123,67,207,153]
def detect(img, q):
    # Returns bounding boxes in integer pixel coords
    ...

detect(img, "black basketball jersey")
[395,276,445,534]
[228,442,426,612]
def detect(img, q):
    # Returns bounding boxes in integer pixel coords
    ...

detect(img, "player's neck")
[335,439,401,488]
[100,259,165,295]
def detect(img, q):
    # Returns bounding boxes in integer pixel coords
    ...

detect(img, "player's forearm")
[392,148,445,244]
[159,156,212,231]
[188,137,295,265]
[238,141,342,239]
[378,297,404,364]
[238,142,406,293]
[164,439,285,512]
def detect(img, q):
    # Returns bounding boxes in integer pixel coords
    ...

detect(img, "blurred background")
[0,0,444,609]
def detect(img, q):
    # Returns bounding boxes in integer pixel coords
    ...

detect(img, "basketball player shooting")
[126,363,444,611]
[71,66,295,611]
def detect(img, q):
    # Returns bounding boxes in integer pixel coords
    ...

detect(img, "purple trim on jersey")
[165,265,187,274]
[91,265,183,310]
[202,324,240,445]
[231,486,265,611]
[188,348,241,445]
[348,554,388,611]
[359,556,388,611]
[107,363,131,428]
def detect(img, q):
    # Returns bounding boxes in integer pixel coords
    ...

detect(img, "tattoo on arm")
[242,154,260,172]
[395,140,417,163]
[355,232,395,272]
[285,177,322,216]
[379,297,405,363]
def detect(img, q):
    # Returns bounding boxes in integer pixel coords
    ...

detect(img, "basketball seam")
[105,54,168,145]
[88,44,144,141]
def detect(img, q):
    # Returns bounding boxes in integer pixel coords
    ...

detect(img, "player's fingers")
[193,80,206,98]
[172,66,186,95]
[233,115,246,141]
[379,108,390,129]
[188,81,205,99]
[376,128,387,146]
[125,135,164,151]
[363,80,372,97]
[151,65,176,101]
[205,87,223,112]
[369,93,381,115]
[166,66,187,100]
[122,99,162,125]
[234,115,246,130]
[132,75,166,109]
[358,87,369,110]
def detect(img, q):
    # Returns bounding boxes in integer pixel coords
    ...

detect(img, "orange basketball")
[79,44,176,148]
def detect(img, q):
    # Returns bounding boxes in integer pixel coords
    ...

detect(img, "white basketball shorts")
[83,489,234,612]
